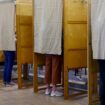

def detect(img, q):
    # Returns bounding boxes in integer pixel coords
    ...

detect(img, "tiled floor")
[0,85,88,105]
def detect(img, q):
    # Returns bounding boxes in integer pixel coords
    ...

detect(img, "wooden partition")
[16,0,33,89]
[88,0,99,104]
[64,0,87,99]
[33,0,88,99]
[0,51,4,62]
[33,54,45,92]
[88,49,99,105]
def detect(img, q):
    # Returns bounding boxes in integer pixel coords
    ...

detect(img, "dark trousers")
[98,60,105,105]
[3,51,15,84]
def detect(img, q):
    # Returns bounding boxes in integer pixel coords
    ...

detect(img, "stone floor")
[0,85,88,105]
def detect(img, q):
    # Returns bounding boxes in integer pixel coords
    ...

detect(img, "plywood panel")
[64,0,87,69]
[19,25,32,47]
[0,51,4,62]
[16,1,33,64]
[16,0,33,88]
[20,48,33,63]
[88,0,99,104]
[17,0,32,4]
[65,50,87,68]
[64,0,87,99]
[16,4,32,16]
[19,16,32,25]
[67,0,87,22]
[65,24,87,50]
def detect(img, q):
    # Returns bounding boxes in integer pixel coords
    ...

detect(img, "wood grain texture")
[64,0,87,99]
[0,51,4,62]
[16,0,33,89]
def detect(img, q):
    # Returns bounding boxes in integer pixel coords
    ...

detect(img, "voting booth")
[33,0,63,92]
[33,0,87,99]
[16,0,33,88]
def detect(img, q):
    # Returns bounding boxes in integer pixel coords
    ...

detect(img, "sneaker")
[5,84,12,87]
[45,88,51,95]
[50,90,63,97]
[6,82,16,86]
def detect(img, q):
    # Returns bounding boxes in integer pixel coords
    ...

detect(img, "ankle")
[46,84,51,89]
[52,85,57,92]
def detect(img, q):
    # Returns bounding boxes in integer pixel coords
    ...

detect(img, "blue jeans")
[3,51,15,84]
[98,60,105,105]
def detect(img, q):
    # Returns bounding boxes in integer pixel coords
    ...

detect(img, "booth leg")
[33,54,38,93]
[23,64,28,80]
[64,66,69,99]
[18,63,22,89]
[88,71,98,105]
[88,70,93,105]
[92,72,98,94]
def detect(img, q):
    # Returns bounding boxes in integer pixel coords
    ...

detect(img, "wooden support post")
[18,63,22,89]
[33,53,38,93]
[88,70,93,105]
[23,64,28,80]
[64,66,69,99]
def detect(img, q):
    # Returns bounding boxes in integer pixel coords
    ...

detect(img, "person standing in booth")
[91,1,105,105]
[34,0,63,96]
[0,0,16,86]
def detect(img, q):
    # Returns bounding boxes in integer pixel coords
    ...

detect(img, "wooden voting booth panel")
[88,0,99,105]
[33,0,88,99]
[33,53,45,92]
[16,0,33,89]
[0,51,4,62]
[88,42,99,105]
[64,0,87,99]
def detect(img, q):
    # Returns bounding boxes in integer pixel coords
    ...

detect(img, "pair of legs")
[45,55,62,96]
[98,60,105,105]
[3,51,15,85]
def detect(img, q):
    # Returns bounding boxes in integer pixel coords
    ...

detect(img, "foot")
[50,90,63,97]
[45,88,51,95]
[6,82,16,87]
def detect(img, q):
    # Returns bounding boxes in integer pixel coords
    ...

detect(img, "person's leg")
[98,60,105,105]
[6,51,15,84]
[52,55,61,87]
[45,55,52,94]
[3,51,9,84]
[51,55,63,96]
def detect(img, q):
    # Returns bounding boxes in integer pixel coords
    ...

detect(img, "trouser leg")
[3,51,8,84]
[98,60,105,105]
[45,55,52,84]
[52,55,61,85]
[3,51,15,83]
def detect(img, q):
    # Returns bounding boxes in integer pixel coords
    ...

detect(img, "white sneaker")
[45,88,51,95]
[50,91,63,97]
[6,82,16,87]
[5,84,12,87]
